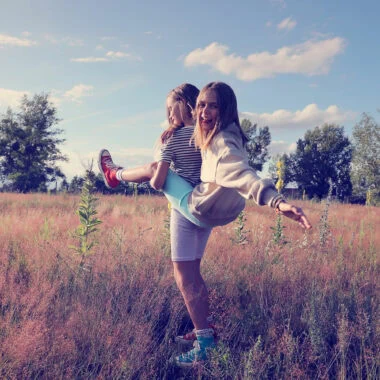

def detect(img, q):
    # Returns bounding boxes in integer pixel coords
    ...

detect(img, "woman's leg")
[163,170,210,228]
[98,149,157,188]
[173,260,209,330]
[170,210,215,367]
[170,209,212,330]
[120,162,157,183]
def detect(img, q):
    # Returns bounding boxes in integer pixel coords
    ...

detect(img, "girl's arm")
[276,201,312,229]
[150,161,170,190]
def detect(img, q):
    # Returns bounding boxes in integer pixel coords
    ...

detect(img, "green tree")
[350,113,380,203]
[68,175,85,193]
[290,124,352,201]
[0,93,67,192]
[241,119,271,171]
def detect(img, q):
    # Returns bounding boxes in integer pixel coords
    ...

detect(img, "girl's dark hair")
[193,82,248,149]
[161,83,199,143]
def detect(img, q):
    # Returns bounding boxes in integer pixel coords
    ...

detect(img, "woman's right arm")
[150,161,170,190]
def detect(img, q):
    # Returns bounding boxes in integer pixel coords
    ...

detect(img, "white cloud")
[268,140,297,156]
[0,33,36,47]
[64,84,94,103]
[107,50,142,60]
[266,21,272,27]
[101,36,116,41]
[96,44,104,50]
[71,57,109,63]
[45,34,84,46]
[277,17,297,31]
[240,103,357,130]
[184,38,346,81]
[106,51,129,58]
[0,88,29,108]
[48,89,64,107]
[21,31,31,37]
[72,50,142,63]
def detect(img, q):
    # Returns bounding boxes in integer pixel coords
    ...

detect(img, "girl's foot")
[98,149,122,189]
[175,333,215,368]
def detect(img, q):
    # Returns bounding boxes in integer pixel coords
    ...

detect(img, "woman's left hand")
[277,202,312,230]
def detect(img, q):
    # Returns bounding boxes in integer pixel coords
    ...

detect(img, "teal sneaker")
[175,335,215,368]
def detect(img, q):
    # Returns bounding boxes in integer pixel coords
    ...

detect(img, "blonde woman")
[156,82,312,367]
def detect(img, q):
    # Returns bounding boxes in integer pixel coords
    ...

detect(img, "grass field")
[0,193,378,379]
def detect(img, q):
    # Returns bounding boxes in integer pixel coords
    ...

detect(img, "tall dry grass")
[0,193,378,379]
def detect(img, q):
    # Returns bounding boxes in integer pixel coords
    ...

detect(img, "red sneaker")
[98,149,122,189]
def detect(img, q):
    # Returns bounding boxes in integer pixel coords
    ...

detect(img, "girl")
[98,83,217,350]
[154,82,312,367]
[100,82,311,368]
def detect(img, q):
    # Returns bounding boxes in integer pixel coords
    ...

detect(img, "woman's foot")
[174,329,215,368]
[98,149,122,189]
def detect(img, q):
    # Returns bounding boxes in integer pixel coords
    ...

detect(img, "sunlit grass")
[0,193,378,378]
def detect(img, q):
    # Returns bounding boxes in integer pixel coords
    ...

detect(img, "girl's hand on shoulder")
[277,201,312,230]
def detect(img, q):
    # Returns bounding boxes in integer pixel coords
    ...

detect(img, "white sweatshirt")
[188,123,284,226]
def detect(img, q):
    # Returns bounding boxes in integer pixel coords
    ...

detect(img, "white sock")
[116,169,123,181]
[195,328,214,338]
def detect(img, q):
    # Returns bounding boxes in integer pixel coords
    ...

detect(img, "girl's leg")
[163,170,209,228]
[98,149,157,189]
[120,162,157,182]
[170,209,212,330]
[173,260,209,330]
[170,209,215,367]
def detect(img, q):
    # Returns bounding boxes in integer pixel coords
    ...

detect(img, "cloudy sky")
[1,0,379,179]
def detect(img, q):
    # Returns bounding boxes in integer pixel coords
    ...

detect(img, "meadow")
[0,192,378,379]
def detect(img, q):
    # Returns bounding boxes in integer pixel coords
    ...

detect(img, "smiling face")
[196,89,219,133]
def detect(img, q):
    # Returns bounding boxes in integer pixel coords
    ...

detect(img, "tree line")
[0,93,378,204]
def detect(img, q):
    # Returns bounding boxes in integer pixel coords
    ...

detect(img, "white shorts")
[170,209,212,262]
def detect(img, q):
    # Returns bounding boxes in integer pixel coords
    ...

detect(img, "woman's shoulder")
[213,123,243,150]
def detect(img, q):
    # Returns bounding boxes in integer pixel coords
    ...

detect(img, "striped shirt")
[159,125,202,187]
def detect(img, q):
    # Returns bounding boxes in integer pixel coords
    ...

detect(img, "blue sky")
[1,0,379,179]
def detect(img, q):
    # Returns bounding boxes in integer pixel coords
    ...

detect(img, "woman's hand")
[277,201,312,230]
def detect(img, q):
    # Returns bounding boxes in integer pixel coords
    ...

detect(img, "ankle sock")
[195,328,214,338]
[116,169,123,181]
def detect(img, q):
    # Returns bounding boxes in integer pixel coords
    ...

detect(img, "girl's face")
[167,95,187,127]
[197,90,219,133]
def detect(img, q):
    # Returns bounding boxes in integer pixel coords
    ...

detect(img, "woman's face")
[167,95,186,127]
[197,89,219,133]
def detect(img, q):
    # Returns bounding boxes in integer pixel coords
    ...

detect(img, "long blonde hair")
[160,83,199,144]
[193,82,248,149]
